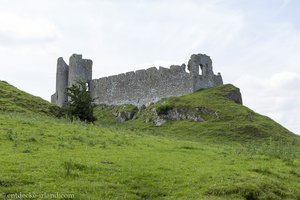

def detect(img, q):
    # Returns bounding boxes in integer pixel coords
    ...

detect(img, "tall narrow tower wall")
[51,57,69,107]
[68,54,93,87]
[55,57,69,107]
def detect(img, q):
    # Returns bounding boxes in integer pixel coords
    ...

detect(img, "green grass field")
[0,81,299,199]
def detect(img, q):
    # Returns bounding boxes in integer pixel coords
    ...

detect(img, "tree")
[64,80,96,122]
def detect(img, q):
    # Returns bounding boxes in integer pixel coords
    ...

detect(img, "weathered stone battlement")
[51,53,223,107]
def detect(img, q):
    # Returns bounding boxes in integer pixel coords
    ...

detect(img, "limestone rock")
[226,89,243,104]
[115,108,138,122]
[116,112,128,122]
[156,107,205,122]
[154,118,167,126]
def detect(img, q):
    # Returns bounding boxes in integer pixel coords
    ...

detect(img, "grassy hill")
[0,81,59,116]
[0,81,299,199]
[95,84,296,143]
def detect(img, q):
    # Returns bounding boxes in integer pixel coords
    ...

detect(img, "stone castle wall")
[90,65,193,107]
[51,53,223,107]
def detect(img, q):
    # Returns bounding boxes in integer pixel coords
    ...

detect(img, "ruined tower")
[68,54,93,88]
[51,54,93,107]
[187,54,222,91]
[188,54,214,76]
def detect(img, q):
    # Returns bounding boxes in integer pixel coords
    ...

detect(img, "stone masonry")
[51,53,223,107]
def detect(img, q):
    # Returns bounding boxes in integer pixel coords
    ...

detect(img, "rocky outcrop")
[112,106,139,122]
[113,110,138,122]
[154,118,167,126]
[226,88,243,104]
[152,106,217,126]
[157,107,205,122]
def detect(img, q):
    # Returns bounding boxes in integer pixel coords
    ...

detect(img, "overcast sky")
[0,0,299,134]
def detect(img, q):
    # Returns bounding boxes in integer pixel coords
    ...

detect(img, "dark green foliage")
[155,103,174,115]
[64,81,96,122]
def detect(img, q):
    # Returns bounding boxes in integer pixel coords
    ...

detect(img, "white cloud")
[0,12,60,46]
[85,0,244,77]
[235,72,300,134]
[280,0,291,9]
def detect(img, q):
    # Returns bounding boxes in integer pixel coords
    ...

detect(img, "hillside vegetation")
[95,84,295,143]
[0,81,299,199]
[0,81,59,116]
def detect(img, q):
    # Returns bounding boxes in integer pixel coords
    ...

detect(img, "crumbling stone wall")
[89,64,193,107]
[51,53,223,107]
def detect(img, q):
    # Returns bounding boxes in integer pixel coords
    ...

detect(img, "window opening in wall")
[200,64,203,75]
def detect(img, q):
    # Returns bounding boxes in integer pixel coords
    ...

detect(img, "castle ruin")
[51,53,223,107]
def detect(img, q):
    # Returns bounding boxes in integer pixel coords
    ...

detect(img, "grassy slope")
[0,81,59,116]
[0,82,299,199]
[95,84,296,143]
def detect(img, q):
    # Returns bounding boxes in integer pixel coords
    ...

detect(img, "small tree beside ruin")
[64,80,96,122]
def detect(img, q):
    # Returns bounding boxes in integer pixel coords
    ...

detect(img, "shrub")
[64,80,96,123]
[155,103,174,115]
